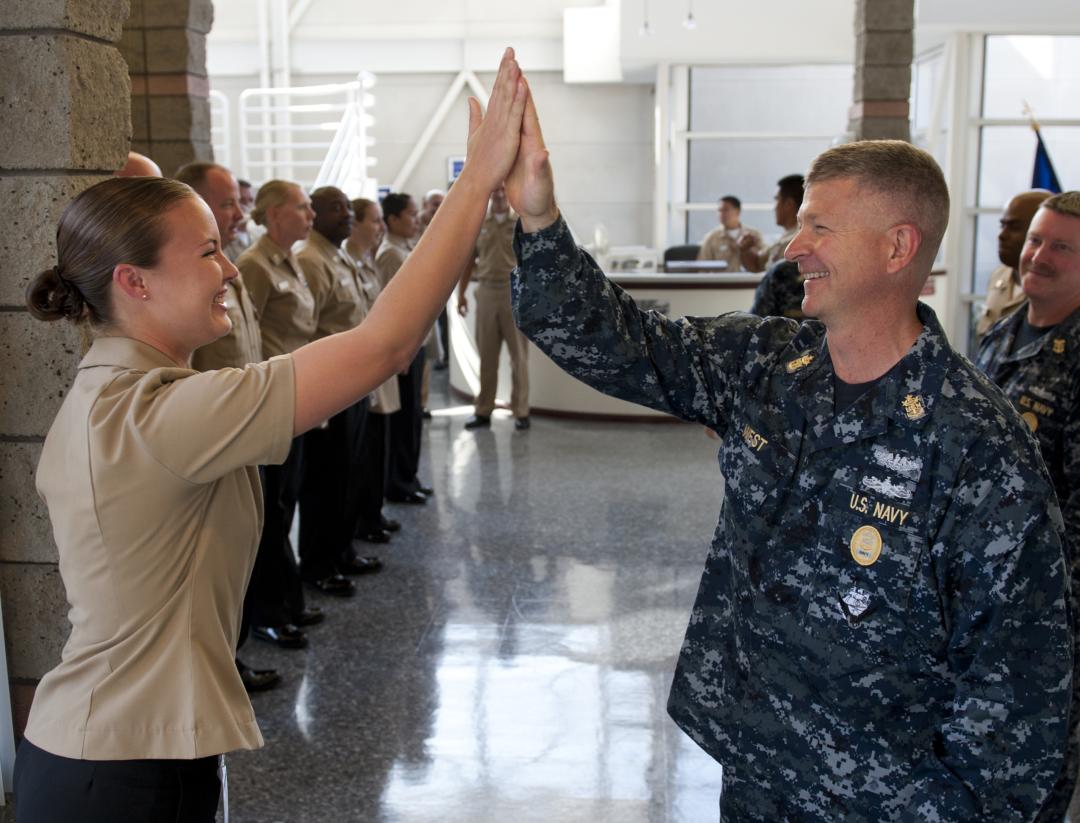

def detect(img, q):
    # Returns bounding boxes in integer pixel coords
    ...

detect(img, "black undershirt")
[834,374,881,412]
[1012,315,1057,354]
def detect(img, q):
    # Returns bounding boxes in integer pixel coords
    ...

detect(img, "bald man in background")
[115,151,161,177]
[976,189,1053,338]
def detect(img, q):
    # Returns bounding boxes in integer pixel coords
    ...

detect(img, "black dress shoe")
[356,528,392,544]
[515,416,531,430]
[306,573,355,597]
[237,659,280,693]
[291,607,325,627]
[417,482,434,496]
[339,554,384,575]
[388,490,427,505]
[380,517,402,533]
[421,408,432,420]
[252,623,308,649]
[464,414,491,430]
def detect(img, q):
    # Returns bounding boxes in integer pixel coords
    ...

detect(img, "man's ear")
[886,223,922,274]
[113,264,150,302]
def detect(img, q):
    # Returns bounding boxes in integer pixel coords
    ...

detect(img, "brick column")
[0,0,131,735]
[849,0,914,141]
[119,0,214,176]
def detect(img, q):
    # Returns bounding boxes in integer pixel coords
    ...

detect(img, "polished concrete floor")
[222,376,726,822]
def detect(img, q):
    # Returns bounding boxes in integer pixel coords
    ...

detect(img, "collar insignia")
[901,394,926,421]
[1053,338,1066,355]
[786,353,815,373]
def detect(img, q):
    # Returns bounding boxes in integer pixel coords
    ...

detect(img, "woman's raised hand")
[463,48,528,195]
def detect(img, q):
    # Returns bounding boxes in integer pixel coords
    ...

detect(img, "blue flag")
[1032,130,1062,193]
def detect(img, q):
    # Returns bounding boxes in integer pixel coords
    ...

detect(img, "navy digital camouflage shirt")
[750,260,805,320]
[976,303,1080,822]
[512,216,1071,821]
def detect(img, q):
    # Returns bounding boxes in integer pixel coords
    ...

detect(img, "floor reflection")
[221,377,725,822]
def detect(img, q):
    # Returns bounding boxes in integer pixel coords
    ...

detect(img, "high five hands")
[465,48,560,234]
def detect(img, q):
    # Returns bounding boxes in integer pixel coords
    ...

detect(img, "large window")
[963,35,1080,349]
[680,65,853,247]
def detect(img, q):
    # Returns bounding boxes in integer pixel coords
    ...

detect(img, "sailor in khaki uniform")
[15,52,528,821]
[296,187,383,584]
[696,195,763,271]
[346,197,403,542]
[457,185,530,429]
[975,189,1052,339]
[178,160,282,693]
[235,181,327,637]
[739,174,804,273]
[377,193,431,504]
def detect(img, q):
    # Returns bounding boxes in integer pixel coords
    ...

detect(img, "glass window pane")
[687,137,831,206]
[978,125,1080,208]
[972,213,1003,296]
[689,65,852,133]
[983,36,1080,120]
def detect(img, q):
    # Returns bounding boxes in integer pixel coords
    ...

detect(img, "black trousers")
[299,399,369,579]
[247,435,306,627]
[14,739,219,823]
[354,410,390,534]
[388,349,425,497]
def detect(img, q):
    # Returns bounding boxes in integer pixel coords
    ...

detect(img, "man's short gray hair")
[807,140,950,267]
[1041,191,1080,220]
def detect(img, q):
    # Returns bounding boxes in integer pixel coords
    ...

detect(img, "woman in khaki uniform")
[347,197,402,541]
[14,49,528,822]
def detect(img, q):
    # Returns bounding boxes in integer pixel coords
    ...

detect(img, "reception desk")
[449,269,948,421]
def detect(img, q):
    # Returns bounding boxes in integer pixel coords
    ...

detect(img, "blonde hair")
[251,180,301,226]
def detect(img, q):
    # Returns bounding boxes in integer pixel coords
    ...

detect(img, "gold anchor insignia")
[901,394,926,420]
[786,353,815,373]
[1053,339,1066,355]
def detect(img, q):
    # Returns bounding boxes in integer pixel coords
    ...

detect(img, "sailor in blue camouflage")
[750,259,805,320]
[975,191,1080,823]
[508,139,1071,820]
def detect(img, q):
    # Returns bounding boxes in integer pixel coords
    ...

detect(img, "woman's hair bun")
[26,266,86,322]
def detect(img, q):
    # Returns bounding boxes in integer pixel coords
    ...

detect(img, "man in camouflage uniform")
[976,190,1080,823]
[505,102,1071,820]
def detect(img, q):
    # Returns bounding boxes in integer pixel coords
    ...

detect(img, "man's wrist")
[520,207,561,235]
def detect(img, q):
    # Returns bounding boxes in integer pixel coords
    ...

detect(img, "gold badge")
[1053,339,1066,355]
[850,525,883,566]
[786,353,814,373]
[901,394,926,421]
[1022,411,1039,432]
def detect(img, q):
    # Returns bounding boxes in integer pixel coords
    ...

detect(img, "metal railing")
[238,72,377,197]
[208,89,231,169]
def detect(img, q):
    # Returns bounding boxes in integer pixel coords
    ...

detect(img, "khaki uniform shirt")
[474,210,518,287]
[697,225,764,272]
[25,337,295,760]
[298,231,367,339]
[764,226,798,269]
[191,276,262,370]
[238,234,317,357]
[976,265,1026,338]
[345,240,401,414]
[375,232,413,290]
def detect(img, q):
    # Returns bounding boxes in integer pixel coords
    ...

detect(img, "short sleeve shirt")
[25,337,295,760]
[474,211,518,287]
[191,275,262,369]
[298,230,368,339]
[238,234,317,357]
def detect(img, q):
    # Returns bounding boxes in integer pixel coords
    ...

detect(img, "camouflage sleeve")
[511,216,762,433]
[903,454,1071,820]
[1063,403,1080,569]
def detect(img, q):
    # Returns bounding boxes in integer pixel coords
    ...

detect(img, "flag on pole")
[1032,129,1062,193]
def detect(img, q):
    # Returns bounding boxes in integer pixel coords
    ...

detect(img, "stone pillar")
[0,0,131,735]
[119,0,214,176]
[849,0,914,141]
